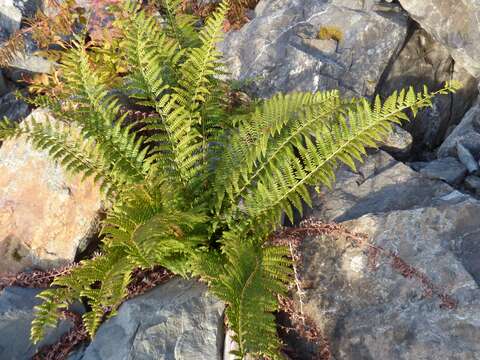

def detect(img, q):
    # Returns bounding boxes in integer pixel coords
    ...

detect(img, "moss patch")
[317,26,344,42]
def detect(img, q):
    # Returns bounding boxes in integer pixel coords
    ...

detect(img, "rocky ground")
[1,0,480,359]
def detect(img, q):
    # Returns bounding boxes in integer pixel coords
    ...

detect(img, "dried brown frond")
[0,265,77,291]
[0,30,27,67]
[182,0,259,30]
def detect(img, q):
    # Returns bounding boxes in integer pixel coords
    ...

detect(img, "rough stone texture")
[419,157,467,185]
[291,151,480,359]
[13,0,42,18]
[0,70,7,97]
[71,278,225,360]
[398,0,480,78]
[457,142,479,173]
[5,54,54,82]
[380,124,412,158]
[296,199,480,359]
[0,0,21,37]
[438,98,480,158]
[0,109,102,274]
[464,175,480,195]
[308,151,453,222]
[220,0,408,98]
[378,28,478,152]
[0,287,76,359]
[0,91,30,122]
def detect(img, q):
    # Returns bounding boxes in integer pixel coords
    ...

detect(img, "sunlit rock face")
[0,109,102,274]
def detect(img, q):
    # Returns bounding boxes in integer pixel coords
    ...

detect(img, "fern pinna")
[0,0,459,358]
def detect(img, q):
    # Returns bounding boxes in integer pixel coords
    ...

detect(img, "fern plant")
[0,0,459,358]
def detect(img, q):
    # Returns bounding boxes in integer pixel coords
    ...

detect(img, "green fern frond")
[244,86,444,225]
[25,114,118,194]
[0,117,22,140]
[79,254,132,336]
[214,90,342,213]
[205,235,291,359]
[158,0,200,48]
[177,0,229,110]
[61,39,149,187]
[31,288,76,344]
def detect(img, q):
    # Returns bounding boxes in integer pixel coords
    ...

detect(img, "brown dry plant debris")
[0,264,172,360]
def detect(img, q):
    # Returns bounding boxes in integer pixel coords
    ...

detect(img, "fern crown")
[0,1,460,358]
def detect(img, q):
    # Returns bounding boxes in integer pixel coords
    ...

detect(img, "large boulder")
[378,27,478,152]
[71,278,225,360]
[308,151,453,222]
[0,286,78,359]
[220,0,408,98]
[398,0,480,78]
[296,199,480,359]
[438,98,480,158]
[0,109,102,274]
[291,151,480,359]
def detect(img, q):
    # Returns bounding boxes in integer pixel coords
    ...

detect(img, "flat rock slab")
[220,0,408,98]
[71,278,225,360]
[0,287,75,359]
[419,156,467,185]
[309,151,453,222]
[0,109,102,274]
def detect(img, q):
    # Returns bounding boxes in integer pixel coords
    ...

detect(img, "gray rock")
[0,287,77,360]
[4,54,53,82]
[380,124,412,158]
[0,91,30,121]
[464,175,480,195]
[0,70,7,97]
[419,157,467,185]
[457,142,479,173]
[378,28,478,151]
[309,151,453,222]
[1,29,54,82]
[220,0,408,98]
[0,0,21,37]
[408,161,429,172]
[72,278,225,360]
[398,0,480,78]
[289,153,480,359]
[13,0,42,18]
[438,99,480,159]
